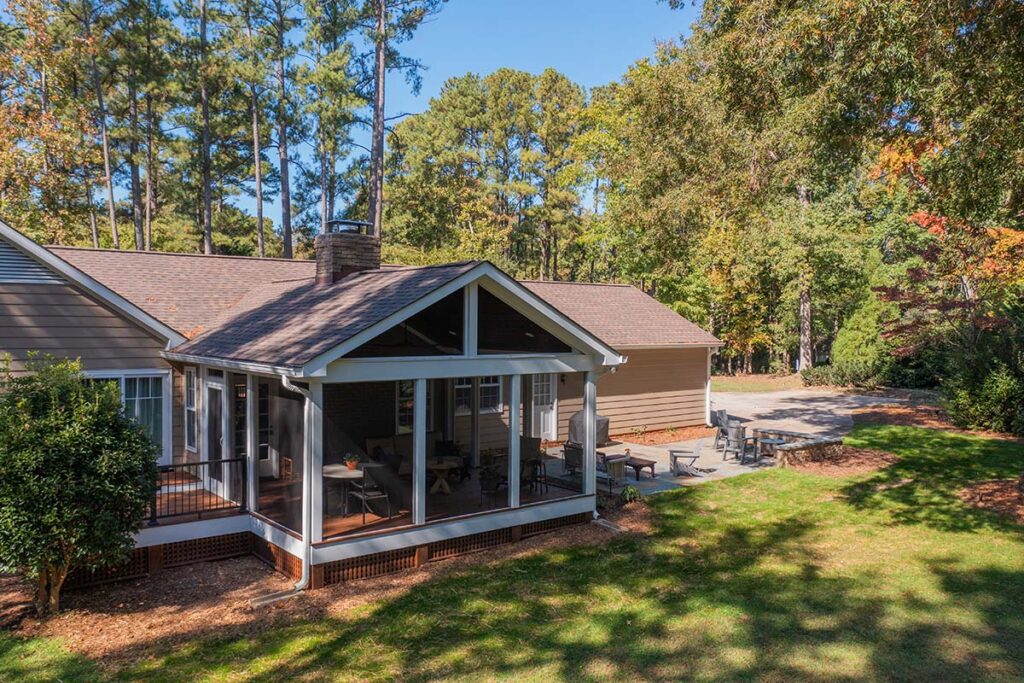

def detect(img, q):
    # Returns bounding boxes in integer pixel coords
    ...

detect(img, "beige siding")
[557,348,708,439]
[454,380,514,451]
[0,283,169,373]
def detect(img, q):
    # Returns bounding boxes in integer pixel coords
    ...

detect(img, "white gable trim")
[0,221,186,346]
[301,262,624,377]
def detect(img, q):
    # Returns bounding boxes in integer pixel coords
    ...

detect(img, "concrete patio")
[576,388,910,496]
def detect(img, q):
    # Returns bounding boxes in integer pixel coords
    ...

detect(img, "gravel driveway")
[710,389,910,437]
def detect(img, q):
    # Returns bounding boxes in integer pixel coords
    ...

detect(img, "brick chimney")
[314,224,380,284]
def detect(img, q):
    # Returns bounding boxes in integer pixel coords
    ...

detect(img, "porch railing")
[149,457,247,525]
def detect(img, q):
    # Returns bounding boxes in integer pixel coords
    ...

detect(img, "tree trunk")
[319,123,329,235]
[243,12,265,257]
[540,219,551,280]
[367,0,387,237]
[87,10,119,248]
[799,275,813,370]
[47,565,67,615]
[129,81,144,250]
[275,0,292,258]
[199,0,213,254]
[144,92,154,250]
[34,570,48,617]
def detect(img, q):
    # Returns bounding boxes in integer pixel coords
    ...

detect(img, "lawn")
[711,373,805,393]
[3,425,1024,681]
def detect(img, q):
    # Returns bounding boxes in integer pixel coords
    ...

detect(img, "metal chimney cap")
[326,219,372,235]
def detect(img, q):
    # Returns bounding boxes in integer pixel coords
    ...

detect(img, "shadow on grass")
[842,425,1024,534]
[0,633,101,682]
[120,483,1024,682]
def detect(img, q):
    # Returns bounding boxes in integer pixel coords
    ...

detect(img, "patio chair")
[723,425,758,465]
[712,409,730,450]
[668,439,705,477]
[348,464,392,525]
[563,441,583,476]
[479,465,507,507]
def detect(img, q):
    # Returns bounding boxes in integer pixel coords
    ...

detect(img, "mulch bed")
[614,425,717,446]
[959,480,1024,524]
[4,504,653,669]
[787,445,901,477]
[852,404,953,430]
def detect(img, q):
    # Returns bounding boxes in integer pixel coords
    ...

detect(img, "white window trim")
[454,376,503,416]
[83,368,173,466]
[184,367,198,452]
[396,380,432,434]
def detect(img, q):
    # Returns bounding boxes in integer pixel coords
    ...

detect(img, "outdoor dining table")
[323,463,364,516]
[427,456,462,494]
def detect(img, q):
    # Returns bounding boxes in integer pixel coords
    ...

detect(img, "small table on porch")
[624,455,657,481]
[323,464,364,516]
[427,457,461,494]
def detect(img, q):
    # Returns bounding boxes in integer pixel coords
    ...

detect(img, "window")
[454,376,502,415]
[396,380,432,434]
[86,371,169,463]
[124,376,164,449]
[184,368,198,452]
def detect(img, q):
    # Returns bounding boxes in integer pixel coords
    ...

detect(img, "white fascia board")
[161,351,304,377]
[133,514,250,548]
[324,353,597,383]
[0,220,186,347]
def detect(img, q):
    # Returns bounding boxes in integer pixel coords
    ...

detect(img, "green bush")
[619,485,643,504]
[946,366,1024,436]
[801,360,882,388]
[0,357,159,615]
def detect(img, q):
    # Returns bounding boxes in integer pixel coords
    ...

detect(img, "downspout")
[280,375,313,591]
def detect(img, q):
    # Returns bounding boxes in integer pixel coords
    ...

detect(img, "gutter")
[280,375,313,592]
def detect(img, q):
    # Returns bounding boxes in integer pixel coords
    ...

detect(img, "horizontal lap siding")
[557,348,708,439]
[0,283,169,373]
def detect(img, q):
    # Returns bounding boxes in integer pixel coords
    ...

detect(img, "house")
[0,220,720,589]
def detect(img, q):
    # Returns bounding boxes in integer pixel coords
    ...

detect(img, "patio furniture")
[723,425,758,465]
[522,455,549,494]
[758,437,786,457]
[348,464,392,524]
[668,439,705,477]
[563,441,583,476]
[596,451,628,493]
[322,463,364,516]
[479,465,506,506]
[426,457,461,494]
[625,454,657,480]
[435,439,469,481]
[712,409,730,450]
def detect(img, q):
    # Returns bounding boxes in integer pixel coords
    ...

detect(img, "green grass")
[4,425,1024,681]
[712,373,804,392]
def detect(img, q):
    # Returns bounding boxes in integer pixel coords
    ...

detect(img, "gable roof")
[521,281,721,348]
[169,262,479,370]
[49,247,315,337]
[0,222,185,345]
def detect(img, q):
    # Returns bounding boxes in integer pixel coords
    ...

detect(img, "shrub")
[946,366,1024,436]
[619,485,643,504]
[0,357,159,615]
[801,360,882,388]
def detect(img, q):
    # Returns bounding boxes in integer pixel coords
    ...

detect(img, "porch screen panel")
[477,289,572,354]
[347,291,464,357]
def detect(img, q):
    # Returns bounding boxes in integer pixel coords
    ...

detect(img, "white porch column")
[412,378,427,525]
[470,376,481,467]
[508,374,522,507]
[309,381,324,544]
[245,374,257,513]
[583,370,597,497]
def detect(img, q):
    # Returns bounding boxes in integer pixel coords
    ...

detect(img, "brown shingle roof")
[172,262,479,368]
[48,247,316,336]
[521,281,720,348]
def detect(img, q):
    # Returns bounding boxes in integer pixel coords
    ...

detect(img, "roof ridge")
[48,245,317,265]
[520,279,635,288]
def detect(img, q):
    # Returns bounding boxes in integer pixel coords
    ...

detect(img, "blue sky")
[270,0,700,222]
[381,0,697,119]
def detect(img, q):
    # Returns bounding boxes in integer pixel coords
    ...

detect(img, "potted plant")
[343,453,360,470]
